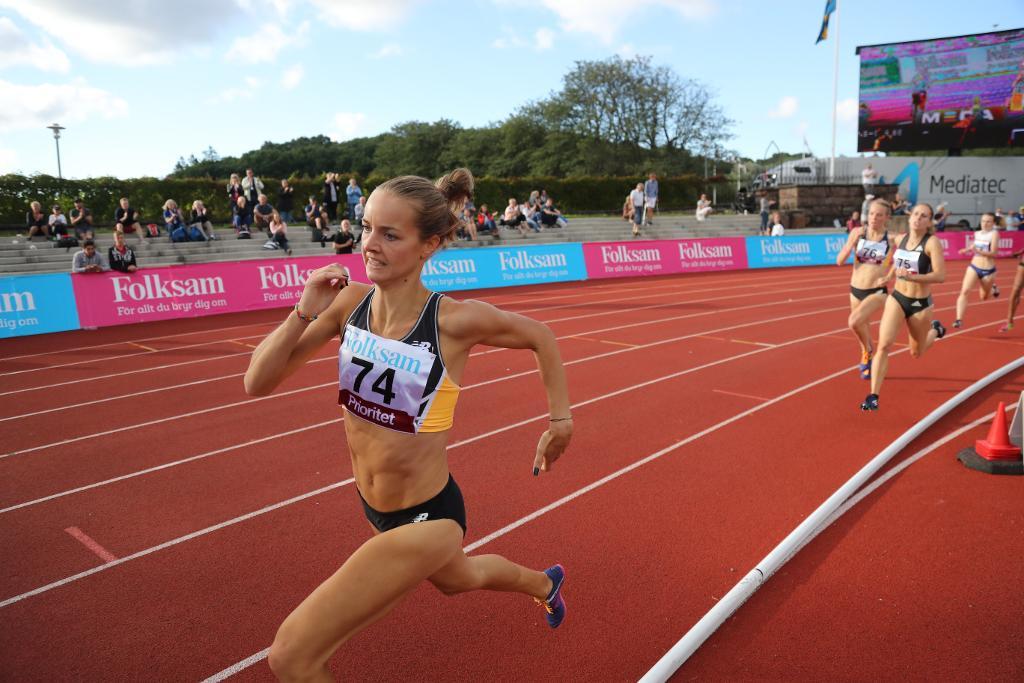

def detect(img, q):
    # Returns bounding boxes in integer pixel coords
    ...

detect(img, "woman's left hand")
[533,420,573,475]
[895,267,914,281]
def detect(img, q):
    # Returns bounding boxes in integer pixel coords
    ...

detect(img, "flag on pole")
[816,0,837,44]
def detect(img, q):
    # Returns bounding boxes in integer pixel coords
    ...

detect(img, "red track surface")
[1,265,1022,681]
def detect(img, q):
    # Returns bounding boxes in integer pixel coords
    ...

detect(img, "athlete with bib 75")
[860,203,947,411]
[244,168,572,682]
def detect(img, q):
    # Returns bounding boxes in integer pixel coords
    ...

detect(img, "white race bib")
[855,237,887,264]
[338,325,437,433]
[893,248,922,274]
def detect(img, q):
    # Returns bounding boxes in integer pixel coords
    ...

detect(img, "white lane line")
[0,322,847,607]
[4,291,989,460]
[2,272,846,395]
[0,319,282,364]
[1,286,846,418]
[0,480,355,609]
[1,306,848,507]
[0,420,344,514]
[0,332,267,378]
[198,317,1007,681]
[0,350,252,398]
[712,389,770,402]
[0,312,1001,615]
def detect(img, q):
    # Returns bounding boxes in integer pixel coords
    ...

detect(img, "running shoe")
[993,284,1001,298]
[952,319,962,329]
[999,322,1014,333]
[932,320,947,339]
[858,350,872,380]
[860,393,879,411]
[535,564,566,629]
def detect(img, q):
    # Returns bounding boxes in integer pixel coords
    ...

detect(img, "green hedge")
[0,173,717,227]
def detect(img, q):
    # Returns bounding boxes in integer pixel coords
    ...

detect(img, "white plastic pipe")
[640,354,1024,683]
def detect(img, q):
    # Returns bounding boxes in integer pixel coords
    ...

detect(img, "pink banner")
[583,237,747,279]
[73,254,367,328]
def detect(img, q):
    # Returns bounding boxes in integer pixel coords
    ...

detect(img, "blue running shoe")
[933,320,947,339]
[860,393,879,411]
[535,564,566,629]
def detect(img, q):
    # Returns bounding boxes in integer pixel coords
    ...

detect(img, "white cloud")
[225,21,309,64]
[308,0,418,31]
[0,79,127,133]
[0,147,18,172]
[537,0,715,44]
[768,95,799,119]
[372,43,404,59]
[281,64,304,89]
[534,27,555,51]
[0,17,71,72]
[207,77,262,104]
[492,25,556,52]
[0,0,233,65]
[617,42,636,58]
[837,97,859,124]
[329,112,367,141]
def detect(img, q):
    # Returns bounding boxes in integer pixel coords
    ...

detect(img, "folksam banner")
[0,273,80,338]
[421,243,586,291]
[745,234,848,269]
[583,237,747,279]
[73,254,367,328]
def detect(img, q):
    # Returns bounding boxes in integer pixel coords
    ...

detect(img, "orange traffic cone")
[974,402,1022,461]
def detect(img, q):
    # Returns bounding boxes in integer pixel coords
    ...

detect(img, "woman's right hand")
[296,264,350,317]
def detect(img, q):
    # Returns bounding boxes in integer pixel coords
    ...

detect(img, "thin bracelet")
[294,304,318,323]
[549,416,573,422]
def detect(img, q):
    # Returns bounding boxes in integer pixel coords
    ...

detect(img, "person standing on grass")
[244,168,572,683]
[999,248,1024,332]
[835,198,897,381]
[860,203,947,411]
[953,212,1000,329]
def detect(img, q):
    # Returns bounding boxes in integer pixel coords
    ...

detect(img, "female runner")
[835,198,897,379]
[999,247,1024,332]
[861,203,947,411]
[244,168,573,682]
[953,211,1000,328]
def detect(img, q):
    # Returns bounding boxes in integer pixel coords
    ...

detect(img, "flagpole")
[829,4,840,182]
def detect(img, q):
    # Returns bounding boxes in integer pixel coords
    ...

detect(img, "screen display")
[856,29,1024,152]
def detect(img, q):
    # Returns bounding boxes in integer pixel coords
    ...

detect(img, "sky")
[0,0,1022,179]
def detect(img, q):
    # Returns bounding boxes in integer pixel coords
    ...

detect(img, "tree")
[529,55,733,158]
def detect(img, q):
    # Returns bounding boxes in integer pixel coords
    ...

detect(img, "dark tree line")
[171,55,735,180]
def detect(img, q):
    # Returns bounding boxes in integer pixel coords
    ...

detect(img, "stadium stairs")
[0,214,836,276]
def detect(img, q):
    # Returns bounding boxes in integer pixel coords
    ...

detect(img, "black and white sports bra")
[893,233,932,276]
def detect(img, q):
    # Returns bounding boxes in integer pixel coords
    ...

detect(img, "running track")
[1,265,1021,681]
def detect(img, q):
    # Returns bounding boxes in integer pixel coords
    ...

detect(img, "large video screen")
[856,29,1024,152]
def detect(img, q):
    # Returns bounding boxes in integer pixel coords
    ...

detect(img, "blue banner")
[0,273,81,338]
[744,234,849,269]
[421,243,587,291]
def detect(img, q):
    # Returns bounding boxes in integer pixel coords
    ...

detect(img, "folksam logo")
[599,245,661,264]
[679,241,734,260]
[1,273,80,338]
[745,234,848,269]
[111,273,226,302]
[257,263,318,289]
[423,257,477,276]
[498,250,568,270]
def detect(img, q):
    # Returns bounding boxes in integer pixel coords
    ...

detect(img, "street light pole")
[46,123,65,187]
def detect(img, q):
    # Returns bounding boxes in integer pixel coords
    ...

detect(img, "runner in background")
[861,203,947,411]
[953,211,1000,329]
[1000,247,1024,332]
[835,198,897,380]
